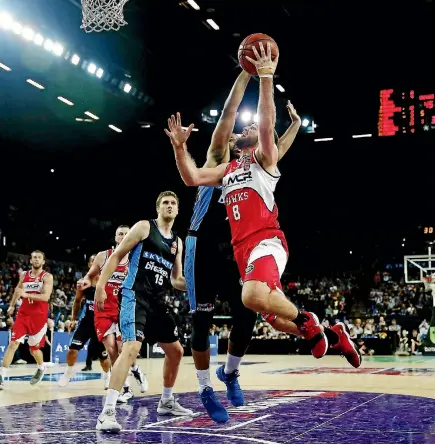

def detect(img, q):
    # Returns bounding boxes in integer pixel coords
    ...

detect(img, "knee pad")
[190,310,214,352]
[229,305,257,356]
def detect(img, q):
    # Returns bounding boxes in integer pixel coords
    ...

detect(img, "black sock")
[292,311,308,326]
[324,327,339,346]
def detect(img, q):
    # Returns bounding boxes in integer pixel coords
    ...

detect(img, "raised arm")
[78,250,105,290]
[205,71,251,168]
[165,113,227,186]
[245,42,279,169]
[170,238,186,291]
[277,100,302,161]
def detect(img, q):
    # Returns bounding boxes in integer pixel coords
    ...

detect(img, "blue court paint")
[1,390,435,443]
[7,372,102,382]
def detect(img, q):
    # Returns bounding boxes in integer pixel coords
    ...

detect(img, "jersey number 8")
[232,204,241,221]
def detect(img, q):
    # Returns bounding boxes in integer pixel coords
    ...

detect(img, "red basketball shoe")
[331,322,362,368]
[298,312,328,359]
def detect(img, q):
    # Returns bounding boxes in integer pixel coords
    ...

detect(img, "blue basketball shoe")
[216,365,244,407]
[199,386,229,423]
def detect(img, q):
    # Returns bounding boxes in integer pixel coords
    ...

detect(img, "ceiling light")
[206,19,219,30]
[210,109,218,116]
[276,84,285,93]
[352,134,372,138]
[33,33,44,45]
[50,169,54,173]
[0,62,11,71]
[123,83,132,93]
[26,79,45,90]
[52,43,64,56]
[141,124,151,128]
[96,68,104,78]
[182,126,199,132]
[314,137,333,142]
[109,124,122,133]
[0,12,13,29]
[12,21,23,35]
[187,0,200,10]
[241,111,252,122]
[84,111,99,120]
[44,39,54,51]
[253,113,259,123]
[84,119,93,122]
[87,63,97,74]
[302,118,310,127]
[75,118,83,121]
[22,27,34,40]
[57,96,74,106]
[49,231,53,234]
[71,54,80,65]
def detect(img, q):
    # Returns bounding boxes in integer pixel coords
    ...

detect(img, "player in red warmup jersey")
[0,250,53,389]
[166,42,361,371]
[79,225,148,402]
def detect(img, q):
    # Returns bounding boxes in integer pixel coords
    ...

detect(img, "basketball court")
[1,354,435,443]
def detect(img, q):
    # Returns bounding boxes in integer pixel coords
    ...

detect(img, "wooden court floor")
[1,354,435,443]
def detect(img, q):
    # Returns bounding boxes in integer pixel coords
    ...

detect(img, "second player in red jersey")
[0,250,53,389]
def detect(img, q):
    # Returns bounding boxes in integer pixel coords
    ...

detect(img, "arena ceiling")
[0,0,433,264]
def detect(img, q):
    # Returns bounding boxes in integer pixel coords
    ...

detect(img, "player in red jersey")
[78,225,148,402]
[0,250,53,389]
[166,43,358,362]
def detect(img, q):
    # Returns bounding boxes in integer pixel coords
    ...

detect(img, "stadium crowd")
[1,256,433,357]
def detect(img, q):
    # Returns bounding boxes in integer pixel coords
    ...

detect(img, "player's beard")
[235,135,257,150]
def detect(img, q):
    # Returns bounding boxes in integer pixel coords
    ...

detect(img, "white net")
[81,0,129,33]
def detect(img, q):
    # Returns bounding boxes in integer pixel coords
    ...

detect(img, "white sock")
[102,370,110,377]
[66,365,75,375]
[39,363,46,371]
[162,386,173,401]
[224,353,242,374]
[104,389,119,408]
[197,369,212,393]
[0,366,6,377]
[123,375,130,389]
[131,364,139,372]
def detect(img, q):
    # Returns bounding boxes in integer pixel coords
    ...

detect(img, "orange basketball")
[238,33,279,76]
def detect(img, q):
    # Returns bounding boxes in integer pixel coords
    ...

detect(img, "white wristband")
[259,74,273,78]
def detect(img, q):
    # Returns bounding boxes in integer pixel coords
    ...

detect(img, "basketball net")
[81,0,129,33]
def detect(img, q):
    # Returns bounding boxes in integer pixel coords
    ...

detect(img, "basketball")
[238,33,279,75]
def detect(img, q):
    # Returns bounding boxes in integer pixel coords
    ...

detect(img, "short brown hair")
[31,250,46,260]
[156,191,179,208]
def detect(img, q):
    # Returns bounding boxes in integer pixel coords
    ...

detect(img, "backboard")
[404,245,435,283]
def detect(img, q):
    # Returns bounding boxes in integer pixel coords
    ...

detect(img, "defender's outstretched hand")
[165,112,195,150]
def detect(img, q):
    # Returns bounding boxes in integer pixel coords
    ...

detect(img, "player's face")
[229,133,242,158]
[235,123,258,150]
[115,227,129,245]
[30,253,45,269]
[157,196,179,221]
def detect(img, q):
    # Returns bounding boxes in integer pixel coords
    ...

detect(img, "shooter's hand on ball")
[164,112,195,150]
[245,41,279,77]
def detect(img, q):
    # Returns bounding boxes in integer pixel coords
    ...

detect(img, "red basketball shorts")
[11,314,47,351]
[234,230,288,291]
[94,312,120,342]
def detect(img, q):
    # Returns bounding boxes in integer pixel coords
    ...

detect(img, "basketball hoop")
[81,0,129,33]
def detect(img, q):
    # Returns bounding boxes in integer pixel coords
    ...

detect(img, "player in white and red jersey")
[166,43,361,366]
[0,250,53,389]
[78,225,148,401]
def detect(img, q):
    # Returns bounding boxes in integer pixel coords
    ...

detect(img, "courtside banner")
[52,332,89,363]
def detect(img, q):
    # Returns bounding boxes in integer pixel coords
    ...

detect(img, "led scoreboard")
[378,89,435,136]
